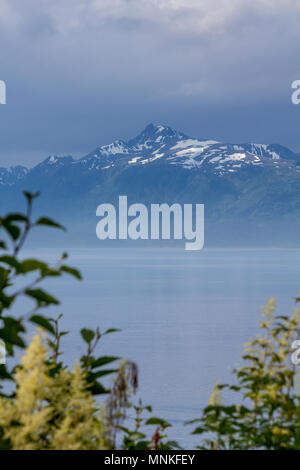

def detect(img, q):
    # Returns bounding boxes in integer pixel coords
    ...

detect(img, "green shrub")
[190,297,300,449]
[0,192,176,450]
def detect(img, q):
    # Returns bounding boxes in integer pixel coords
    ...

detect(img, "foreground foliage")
[0,192,176,450]
[190,297,300,449]
[0,334,107,450]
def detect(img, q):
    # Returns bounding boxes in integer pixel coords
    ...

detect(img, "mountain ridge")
[1,123,300,183]
[1,124,300,247]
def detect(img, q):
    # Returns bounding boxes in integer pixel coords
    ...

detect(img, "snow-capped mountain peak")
[1,124,299,247]
[1,124,300,183]
[75,124,300,175]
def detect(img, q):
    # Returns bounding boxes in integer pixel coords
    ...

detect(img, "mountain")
[0,165,28,186]
[1,124,300,247]
[81,123,300,173]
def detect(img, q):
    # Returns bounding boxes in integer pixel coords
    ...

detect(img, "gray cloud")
[0,0,299,166]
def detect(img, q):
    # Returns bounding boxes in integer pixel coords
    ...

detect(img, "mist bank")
[18,216,300,250]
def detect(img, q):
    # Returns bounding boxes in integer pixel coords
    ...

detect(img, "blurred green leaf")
[25,288,60,306]
[103,328,121,335]
[81,328,95,344]
[29,315,55,335]
[2,222,20,241]
[21,259,48,274]
[23,191,40,202]
[4,214,28,223]
[35,217,65,231]
[145,417,171,429]
[60,265,82,280]
[90,356,119,369]
[0,256,22,272]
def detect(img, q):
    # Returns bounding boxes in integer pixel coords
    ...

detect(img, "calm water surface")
[22,247,300,448]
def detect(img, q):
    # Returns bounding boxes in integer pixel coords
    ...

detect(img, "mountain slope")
[1,124,300,246]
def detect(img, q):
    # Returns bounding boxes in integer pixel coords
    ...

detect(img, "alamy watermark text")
[0,80,6,104]
[0,339,6,364]
[96,196,204,251]
[291,80,300,105]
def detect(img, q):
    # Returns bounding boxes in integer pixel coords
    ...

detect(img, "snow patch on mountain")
[171,139,219,150]
[99,140,129,156]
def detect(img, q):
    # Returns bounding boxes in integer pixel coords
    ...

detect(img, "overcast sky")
[0,0,300,166]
